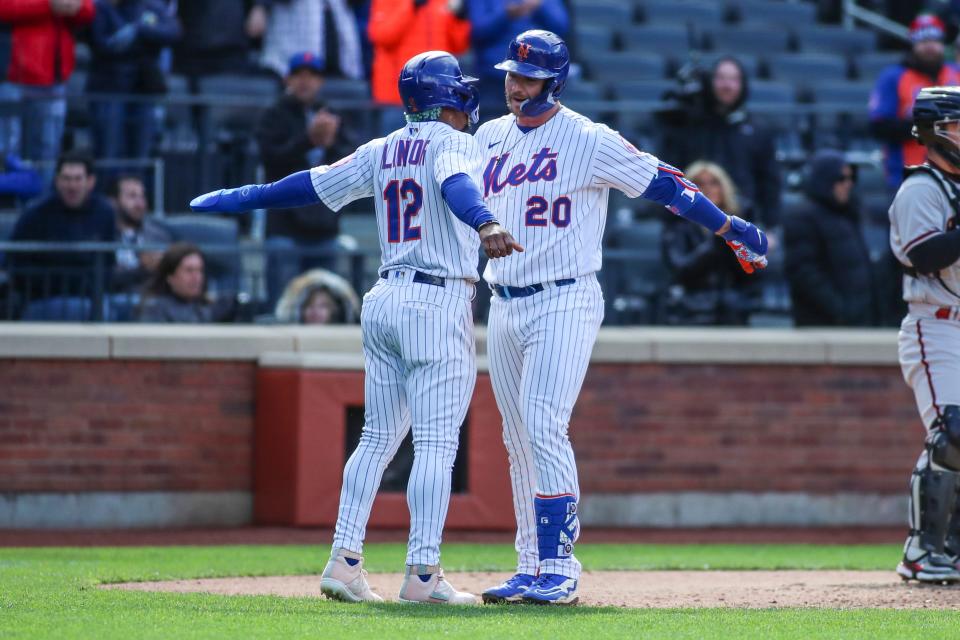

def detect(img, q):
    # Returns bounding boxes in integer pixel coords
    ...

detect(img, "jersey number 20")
[525,195,572,228]
[384,179,422,243]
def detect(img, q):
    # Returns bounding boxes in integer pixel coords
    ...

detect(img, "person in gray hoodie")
[784,150,877,326]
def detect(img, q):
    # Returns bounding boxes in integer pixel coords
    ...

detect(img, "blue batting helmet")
[495,30,569,117]
[398,51,480,125]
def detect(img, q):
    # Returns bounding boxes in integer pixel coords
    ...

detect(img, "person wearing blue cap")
[254,51,357,306]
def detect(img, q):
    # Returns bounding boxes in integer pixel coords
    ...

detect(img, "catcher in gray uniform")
[889,86,960,583]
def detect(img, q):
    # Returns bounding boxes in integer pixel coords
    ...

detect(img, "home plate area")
[105,570,960,608]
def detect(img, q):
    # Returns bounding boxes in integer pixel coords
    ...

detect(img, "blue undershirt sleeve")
[441,173,497,231]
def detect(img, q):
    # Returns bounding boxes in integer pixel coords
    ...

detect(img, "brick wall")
[0,359,921,498]
[0,360,255,493]
[573,364,920,494]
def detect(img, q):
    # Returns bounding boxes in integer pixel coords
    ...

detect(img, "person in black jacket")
[254,51,355,305]
[87,0,182,161]
[784,150,876,327]
[8,151,116,318]
[657,56,782,230]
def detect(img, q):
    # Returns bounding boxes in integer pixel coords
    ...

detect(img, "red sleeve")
[446,15,470,56]
[368,0,413,47]
[0,0,54,22]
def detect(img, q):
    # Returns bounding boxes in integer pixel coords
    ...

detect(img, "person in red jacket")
[0,0,95,183]
[368,0,469,133]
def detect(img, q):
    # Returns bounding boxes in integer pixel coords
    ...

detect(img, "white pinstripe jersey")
[310,121,484,281]
[474,107,659,287]
[889,171,960,306]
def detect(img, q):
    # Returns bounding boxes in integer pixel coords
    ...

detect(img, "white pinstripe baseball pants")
[331,270,476,566]
[487,274,604,579]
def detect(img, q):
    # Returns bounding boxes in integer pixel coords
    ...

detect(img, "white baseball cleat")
[398,564,478,605]
[320,548,383,603]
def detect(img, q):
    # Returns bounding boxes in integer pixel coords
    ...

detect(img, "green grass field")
[2,543,958,639]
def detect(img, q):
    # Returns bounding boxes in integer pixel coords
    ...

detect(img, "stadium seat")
[619,25,698,58]
[321,78,371,102]
[562,79,604,103]
[611,79,675,102]
[639,0,725,26]
[809,82,873,110]
[766,53,849,87]
[572,0,635,28]
[853,51,903,81]
[856,164,887,197]
[703,26,792,55]
[688,52,761,78]
[575,24,616,54]
[162,214,242,294]
[731,0,817,26]
[747,80,797,105]
[583,52,669,83]
[196,74,280,147]
[793,25,876,55]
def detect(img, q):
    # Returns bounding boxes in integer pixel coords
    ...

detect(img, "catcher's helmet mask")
[398,51,480,127]
[495,30,570,117]
[913,86,960,169]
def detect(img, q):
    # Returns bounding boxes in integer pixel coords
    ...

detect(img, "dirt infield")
[105,570,960,609]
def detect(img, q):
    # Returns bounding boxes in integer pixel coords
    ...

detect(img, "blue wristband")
[721,215,768,255]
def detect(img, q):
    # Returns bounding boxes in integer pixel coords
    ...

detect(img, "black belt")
[381,269,445,287]
[491,278,576,299]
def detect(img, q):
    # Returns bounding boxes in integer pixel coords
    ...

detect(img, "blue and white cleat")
[481,573,536,604]
[521,573,579,606]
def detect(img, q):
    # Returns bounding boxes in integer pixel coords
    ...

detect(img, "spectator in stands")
[870,14,960,190]
[657,56,782,230]
[258,0,364,81]
[7,150,116,318]
[368,0,470,133]
[255,51,356,306]
[137,242,236,322]
[87,0,182,163]
[0,0,94,183]
[173,1,266,82]
[784,150,876,327]
[274,268,360,324]
[109,174,172,295]
[468,0,569,121]
[660,161,754,326]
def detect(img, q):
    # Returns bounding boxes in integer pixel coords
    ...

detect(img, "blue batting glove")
[721,215,767,256]
[190,185,261,213]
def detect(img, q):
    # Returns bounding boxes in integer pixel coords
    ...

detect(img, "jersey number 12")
[384,179,423,243]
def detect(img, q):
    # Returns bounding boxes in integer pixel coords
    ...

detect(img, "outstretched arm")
[190,170,319,212]
[192,144,375,213]
[592,128,768,273]
[641,163,768,273]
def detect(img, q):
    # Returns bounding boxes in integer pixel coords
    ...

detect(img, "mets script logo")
[517,42,531,61]
[483,147,558,197]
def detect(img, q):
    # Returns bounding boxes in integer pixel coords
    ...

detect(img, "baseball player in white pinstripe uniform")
[476,31,769,606]
[191,51,522,605]
[888,87,960,584]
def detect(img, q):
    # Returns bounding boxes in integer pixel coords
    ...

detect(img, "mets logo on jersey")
[483,147,559,197]
[517,42,531,61]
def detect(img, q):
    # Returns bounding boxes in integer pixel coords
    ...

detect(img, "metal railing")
[842,0,911,41]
